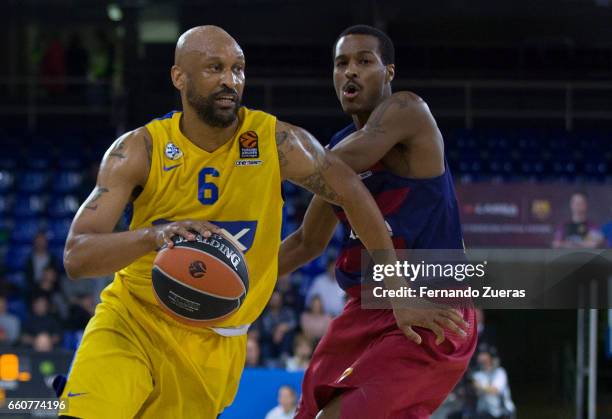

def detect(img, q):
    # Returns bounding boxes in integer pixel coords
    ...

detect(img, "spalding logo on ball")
[152,232,249,326]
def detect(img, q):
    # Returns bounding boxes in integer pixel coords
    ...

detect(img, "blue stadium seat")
[47,195,80,218]
[0,171,15,192]
[282,181,300,197]
[25,155,51,170]
[0,216,14,230]
[56,148,85,170]
[9,218,42,244]
[48,218,72,245]
[16,170,49,193]
[6,271,25,289]
[49,244,65,267]
[12,195,45,218]
[0,194,12,216]
[299,255,327,277]
[5,244,32,271]
[52,171,83,193]
[7,297,28,322]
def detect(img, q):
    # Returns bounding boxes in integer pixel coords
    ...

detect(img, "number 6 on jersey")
[198,167,219,205]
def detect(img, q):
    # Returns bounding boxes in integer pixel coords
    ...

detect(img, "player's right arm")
[64,128,219,279]
[278,196,338,276]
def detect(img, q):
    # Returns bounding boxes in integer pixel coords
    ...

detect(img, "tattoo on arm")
[276,130,341,204]
[364,93,411,136]
[143,135,153,171]
[276,130,291,168]
[295,163,340,204]
[85,187,109,211]
[109,139,126,159]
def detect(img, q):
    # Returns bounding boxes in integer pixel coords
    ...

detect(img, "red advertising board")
[455,183,612,247]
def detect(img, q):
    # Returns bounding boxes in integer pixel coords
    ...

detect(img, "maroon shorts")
[295,286,477,419]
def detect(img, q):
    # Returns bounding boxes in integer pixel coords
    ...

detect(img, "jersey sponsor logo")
[238,131,259,159]
[235,159,263,166]
[189,260,207,278]
[152,219,258,253]
[163,163,182,171]
[165,142,183,160]
[214,221,258,253]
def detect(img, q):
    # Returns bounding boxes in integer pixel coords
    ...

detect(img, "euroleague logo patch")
[239,131,259,159]
[165,142,183,160]
[189,260,207,278]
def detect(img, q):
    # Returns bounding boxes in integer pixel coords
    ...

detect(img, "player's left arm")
[330,91,435,172]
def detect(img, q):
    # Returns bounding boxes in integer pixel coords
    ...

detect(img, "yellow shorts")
[60,279,247,419]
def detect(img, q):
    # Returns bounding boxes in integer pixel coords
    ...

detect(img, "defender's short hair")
[334,24,395,65]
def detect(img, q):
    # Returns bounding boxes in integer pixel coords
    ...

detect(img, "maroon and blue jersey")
[330,123,464,290]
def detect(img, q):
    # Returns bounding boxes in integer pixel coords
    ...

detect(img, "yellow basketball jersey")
[107,108,283,329]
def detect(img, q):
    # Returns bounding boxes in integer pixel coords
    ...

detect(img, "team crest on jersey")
[238,131,259,159]
[152,219,258,253]
[165,142,183,160]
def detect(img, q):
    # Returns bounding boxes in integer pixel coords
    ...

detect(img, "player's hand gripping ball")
[152,232,249,326]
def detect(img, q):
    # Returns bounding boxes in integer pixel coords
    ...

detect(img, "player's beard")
[186,83,241,128]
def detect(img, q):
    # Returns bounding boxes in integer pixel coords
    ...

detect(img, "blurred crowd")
[0,230,106,352]
[433,310,516,419]
[246,259,342,371]
[34,29,116,105]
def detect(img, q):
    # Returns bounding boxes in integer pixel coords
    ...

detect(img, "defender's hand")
[393,303,469,345]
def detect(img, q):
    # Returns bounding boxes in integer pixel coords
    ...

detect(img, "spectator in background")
[265,386,297,419]
[21,294,62,349]
[300,295,331,343]
[277,274,303,316]
[260,291,296,362]
[305,259,345,317]
[25,232,59,291]
[472,345,515,419]
[65,33,90,97]
[37,265,68,319]
[475,308,496,348]
[553,192,604,249]
[88,30,115,105]
[33,332,54,352]
[40,33,66,95]
[285,334,313,372]
[65,292,95,331]
[0,295,20,347]
[245,337,262,368]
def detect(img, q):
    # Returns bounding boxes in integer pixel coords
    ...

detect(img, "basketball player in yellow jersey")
[56,26,400,419]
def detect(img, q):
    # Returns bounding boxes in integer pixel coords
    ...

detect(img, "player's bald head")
[171,26,245,128]
[174,25,243,67]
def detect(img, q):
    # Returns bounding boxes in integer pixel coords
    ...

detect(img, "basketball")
[152,232,249,326]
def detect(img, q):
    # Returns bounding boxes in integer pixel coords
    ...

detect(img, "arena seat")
[47,195,80,218]
[5,244,33,271]
[13,195,45,218]
[0,170,15,192]
[16,170,49,193]
[52,171,83,193]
